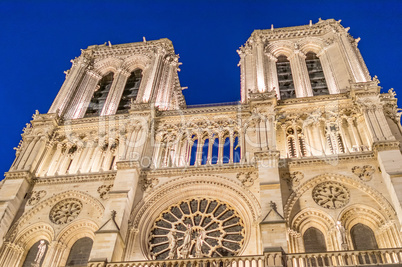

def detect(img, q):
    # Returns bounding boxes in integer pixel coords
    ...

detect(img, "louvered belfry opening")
[306,52,329,96]
[276,55,296,100]
[117,69,142,112]
[85,72,114,117]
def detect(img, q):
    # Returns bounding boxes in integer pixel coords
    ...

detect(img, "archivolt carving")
[5,190,104,242]
[297,37,327,55]
[130,174,260,228]
[121,54,151,71]
[284,173,396,221]
[13,223,54,248]
[129,174,260,259]
[149,198,244,259]
[56,219,98,247]
[93,57,124,75]
[339,204,387,231]
[291,208,335,234]
[265,40,294,57]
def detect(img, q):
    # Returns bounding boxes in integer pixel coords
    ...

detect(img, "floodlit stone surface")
[1,19,402,266]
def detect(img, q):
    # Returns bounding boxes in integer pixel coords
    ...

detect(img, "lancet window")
[276,55,295,100]
[305,52,329,96]
[350,223,378,250]
[85,72,114,117]
[117,69,142,112]
[158,130,242,168]
[303,227,327,252]
[22,240,49,267]
[65,237,93,266]
[286,126,307,158]
[325,124,345,154]
[189,135,198,166]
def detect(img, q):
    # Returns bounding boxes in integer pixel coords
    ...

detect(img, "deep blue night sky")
[1,1,401,176]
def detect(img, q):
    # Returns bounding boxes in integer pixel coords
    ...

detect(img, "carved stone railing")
[89,253,284,267]
[285,248,402,266]
[88,248,402,267]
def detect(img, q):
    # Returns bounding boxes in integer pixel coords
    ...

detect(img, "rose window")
[312,182,350,209]
[49,198,83,225]
[149,198,245,259]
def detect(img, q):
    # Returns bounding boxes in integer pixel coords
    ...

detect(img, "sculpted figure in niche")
[33,240,47,266]
[195,229,206,258]
[167,230,178,259]
[336,221,348,250]
[178,224,193,259]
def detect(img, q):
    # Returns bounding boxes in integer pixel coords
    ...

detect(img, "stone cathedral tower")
[1,19,402,267]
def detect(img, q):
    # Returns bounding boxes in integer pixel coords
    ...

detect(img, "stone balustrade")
[88,248,402,267]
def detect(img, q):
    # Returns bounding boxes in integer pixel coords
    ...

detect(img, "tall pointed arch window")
[306,52,329,96]
[85,72,114,117]
[350,223,378,250]
[22,240,49,267]
[276,55,295,99]
[117,69,143,112]
[303,227,327,252]
[286,126,307,158]
[325,124,345,154]
[65,237,93,266]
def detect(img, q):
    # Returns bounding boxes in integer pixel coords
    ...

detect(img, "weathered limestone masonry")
[1,19,402,267]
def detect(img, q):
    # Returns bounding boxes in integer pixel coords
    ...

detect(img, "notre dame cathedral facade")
[1,19,402,267]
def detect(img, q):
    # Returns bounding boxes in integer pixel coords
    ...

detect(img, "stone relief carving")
[336,221,349,250]
[142,176,159,192]
[283,171,304,190]
[236,171,257,187]
[149,198,244,259]
[49,198,83,225]
[312,182,350,209]
[27,190,47,206]
[352,165,375,181]
[97,184,113,200]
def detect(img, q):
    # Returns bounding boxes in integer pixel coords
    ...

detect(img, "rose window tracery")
[49,198,83,225]
[149,198,245,259]
[312,182,350,209]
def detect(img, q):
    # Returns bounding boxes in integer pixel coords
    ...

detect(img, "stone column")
[289,50,312,97]
[195,134,203,166]
[16,137,35,170]
[374,108,395,141]
[266,53,280,97]
[141,50,164,103]
[0,242,24,267]
[218,135,224,165]
[317,47,339,94]
[47,143,64,176]
[240,128,246,163]
[255,37,267,93]
[101,68,131,116]
[66,70,102,119]
[337,30,368,82]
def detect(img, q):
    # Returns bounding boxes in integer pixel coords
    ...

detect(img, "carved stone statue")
[167,230,178,259]
[336,221,348,250]
[178,224,192,258]
[195,229,206,258]
[33,240,47,266]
